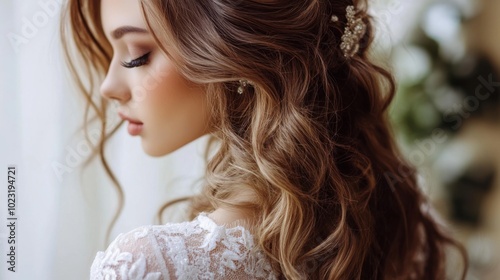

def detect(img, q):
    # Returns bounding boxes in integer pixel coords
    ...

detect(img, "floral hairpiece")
[331,5,367,58]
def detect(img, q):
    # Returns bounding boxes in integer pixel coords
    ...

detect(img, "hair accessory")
[331,5,367,58]
[237,79,252,94]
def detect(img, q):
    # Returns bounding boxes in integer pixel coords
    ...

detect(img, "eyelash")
[120,52,151,68]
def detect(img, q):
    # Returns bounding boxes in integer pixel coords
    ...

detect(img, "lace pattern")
[90,212,279,280]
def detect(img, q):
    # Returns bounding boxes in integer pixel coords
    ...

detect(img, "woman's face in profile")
[100,0,211,157]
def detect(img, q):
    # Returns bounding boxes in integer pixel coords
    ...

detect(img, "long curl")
[61,0,467,278]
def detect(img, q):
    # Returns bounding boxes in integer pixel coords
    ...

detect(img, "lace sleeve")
[89,213,278,280]
[90,226,168,280]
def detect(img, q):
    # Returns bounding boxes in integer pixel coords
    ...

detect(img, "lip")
[118,112,144,136]
[118,112,143,124]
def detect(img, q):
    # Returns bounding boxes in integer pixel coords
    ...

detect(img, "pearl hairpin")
[331,5,367,58]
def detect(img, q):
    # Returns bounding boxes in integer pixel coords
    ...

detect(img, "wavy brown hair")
[61,0,468,278]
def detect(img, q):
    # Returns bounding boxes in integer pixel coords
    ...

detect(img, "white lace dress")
[89,212,279,280]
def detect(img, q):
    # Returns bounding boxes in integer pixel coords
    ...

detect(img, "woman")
[60,0,467,278]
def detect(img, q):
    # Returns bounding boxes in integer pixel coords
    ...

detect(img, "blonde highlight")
[61,0,468,278]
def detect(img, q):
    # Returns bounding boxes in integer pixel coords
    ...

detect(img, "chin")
[141,133,210,157]
[140,138,195,157]
[141,140,174,157]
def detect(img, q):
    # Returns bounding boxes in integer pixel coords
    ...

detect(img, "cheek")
[146,67,205,126]
[135,59,210,155]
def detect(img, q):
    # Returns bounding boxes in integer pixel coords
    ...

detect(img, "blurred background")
[383,0,500,278]
[0,0,499,279]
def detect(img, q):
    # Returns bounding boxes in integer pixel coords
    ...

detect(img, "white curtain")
[0,1,208,280]
[0,0,421,279]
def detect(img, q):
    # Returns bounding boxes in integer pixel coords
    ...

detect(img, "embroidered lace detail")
[90,212,279,280]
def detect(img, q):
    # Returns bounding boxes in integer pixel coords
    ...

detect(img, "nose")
[100,62,131,103]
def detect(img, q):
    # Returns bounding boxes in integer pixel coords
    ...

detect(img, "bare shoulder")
[207,207,256,232]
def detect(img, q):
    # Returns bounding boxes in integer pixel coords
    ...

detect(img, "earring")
[237,79,249,94]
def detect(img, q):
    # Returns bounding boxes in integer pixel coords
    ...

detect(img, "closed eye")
[120,52,151,68]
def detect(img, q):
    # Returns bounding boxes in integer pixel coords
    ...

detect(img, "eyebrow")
[111,26,148,40]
